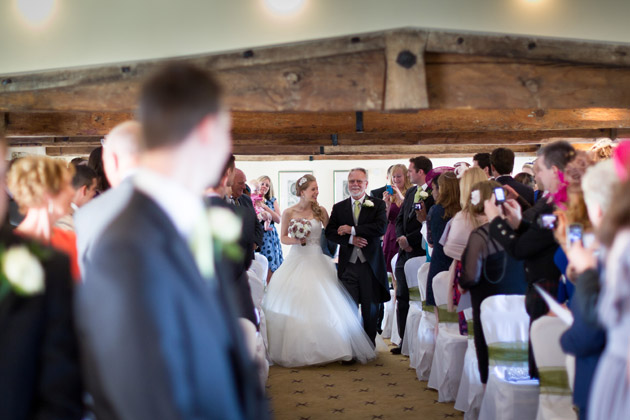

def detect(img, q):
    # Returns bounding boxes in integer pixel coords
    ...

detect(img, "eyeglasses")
[348,180,366,185]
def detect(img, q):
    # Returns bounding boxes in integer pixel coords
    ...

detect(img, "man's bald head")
[232,168,246,199]
[102,121,142,188]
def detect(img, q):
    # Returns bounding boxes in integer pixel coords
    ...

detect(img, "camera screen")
[541,214,557,229]
[568,224,583,245]
[414,202,423,210]
[494,187,506,203]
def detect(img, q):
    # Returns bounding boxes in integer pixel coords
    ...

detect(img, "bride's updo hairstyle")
[295,174,324,221]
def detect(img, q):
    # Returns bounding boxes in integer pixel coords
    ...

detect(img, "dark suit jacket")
[206,195,257,325]
[237,194,263,254]
[325,196,390,303]
[77,191,267,420]
[395,185,435,258]
[370,185,387,201]
[489,199,560,319]
[496,175,535,206]
[0,227,83,420]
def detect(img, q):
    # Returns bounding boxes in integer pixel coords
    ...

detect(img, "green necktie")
[189,210,215,281]
[353,200,361,224]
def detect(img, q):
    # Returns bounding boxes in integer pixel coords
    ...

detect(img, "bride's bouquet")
[288,218,312,246]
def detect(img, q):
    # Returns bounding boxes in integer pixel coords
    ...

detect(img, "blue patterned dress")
[260,198,284,272]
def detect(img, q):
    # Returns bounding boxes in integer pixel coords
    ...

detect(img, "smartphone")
[414,202,423,211]
[494,187,506,204]
[538,214,558,230]
[567,223,583,246]
[386,185,394,195]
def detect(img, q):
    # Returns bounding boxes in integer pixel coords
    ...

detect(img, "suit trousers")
[340,261,379,345]
[394,251,411,345]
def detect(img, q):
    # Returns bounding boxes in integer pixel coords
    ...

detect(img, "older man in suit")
[75,120,142,275]
[76,64,267,420]
[326,168,389,345]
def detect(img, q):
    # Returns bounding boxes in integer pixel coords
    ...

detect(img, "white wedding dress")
[262,219,377,367]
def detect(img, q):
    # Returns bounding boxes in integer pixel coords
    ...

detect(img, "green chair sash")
[437,305,460,323]
[409,286,421,302]
[421,301,435,314]
[467,320,474,337]
[487,341,529,366]
[538,367,572,396]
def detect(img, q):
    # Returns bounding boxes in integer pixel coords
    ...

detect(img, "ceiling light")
[15,0,56,26]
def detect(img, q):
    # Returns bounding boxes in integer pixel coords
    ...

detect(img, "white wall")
[2,0,630,74]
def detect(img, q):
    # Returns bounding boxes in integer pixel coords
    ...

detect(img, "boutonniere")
[0,245,45,301]
[362,199,374,208]
[207,207,244,261]
[414,188,431,203]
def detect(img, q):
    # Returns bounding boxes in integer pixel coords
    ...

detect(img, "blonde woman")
[8,156,81,282]
[256,175,283,282]
[262,174,376,367]
[382,164,412,273]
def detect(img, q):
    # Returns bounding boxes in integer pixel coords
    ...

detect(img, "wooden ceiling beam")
[4,109,630,138]
[3,28,630,113]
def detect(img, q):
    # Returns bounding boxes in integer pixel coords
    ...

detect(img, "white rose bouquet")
[288,218,312,246]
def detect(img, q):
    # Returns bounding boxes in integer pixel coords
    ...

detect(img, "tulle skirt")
[262,244,376,367]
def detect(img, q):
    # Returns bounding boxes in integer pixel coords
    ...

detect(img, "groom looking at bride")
[326,168,390,345]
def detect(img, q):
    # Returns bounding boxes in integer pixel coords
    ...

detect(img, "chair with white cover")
[428,270,468,401]
[531,316,575,420]
[478,295,539,420]
[253,253,269,281]
[382,253,401,346]
[247,270,268,353]
[455,307,484,420]
[413,262,435,380]
[402,256,426,357]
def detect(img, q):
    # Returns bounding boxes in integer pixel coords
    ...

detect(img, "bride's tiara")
[298,177,308,187]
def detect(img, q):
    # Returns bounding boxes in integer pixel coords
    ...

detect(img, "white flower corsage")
[470,190,481,205]
[1,246,45,297]
[207,207,244,260]
[362,199,374,208]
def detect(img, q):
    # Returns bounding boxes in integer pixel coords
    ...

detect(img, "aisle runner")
[266,341,463,420]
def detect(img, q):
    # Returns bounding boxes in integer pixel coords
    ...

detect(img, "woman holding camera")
[459,181,527,384]
[382,164,412,274]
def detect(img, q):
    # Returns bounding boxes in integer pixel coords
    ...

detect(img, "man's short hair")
[473,153,491,170]
[349,167,368,177]
[137,63,222,150]
[540,140,576,171]
[72,165,97,190]
[409,156,433,174]
[490,148,515,175]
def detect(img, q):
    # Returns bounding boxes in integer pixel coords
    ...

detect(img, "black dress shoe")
[390,347,402,355]
[341,358,357,366]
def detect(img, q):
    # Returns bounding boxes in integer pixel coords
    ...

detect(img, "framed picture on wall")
[333,170,351,203]
[278,171,313,211]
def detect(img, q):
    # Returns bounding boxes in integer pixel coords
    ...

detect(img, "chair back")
[405,256,426,302]
[432,270,459,324]
[253,253,268,280]
[531,316,571,396]
[417,262,431,302]
[480,295,529,368]
[247,270,265,308]
[463,307,474,339]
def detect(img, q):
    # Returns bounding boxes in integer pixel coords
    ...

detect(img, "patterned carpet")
[266,341,463,420]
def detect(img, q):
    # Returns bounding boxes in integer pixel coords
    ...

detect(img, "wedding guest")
[87,146,110,194]
[514,172,535,190]
[425,171,461,308]
[459,181,527,384]
[75,120,142,275]
[257,175,283,282]
[485,140,576,378]
[586,177,630,420]
[8,156,81,282]
[491,147,535,206]
[382,163,412,275]
[442,167,487,330]
[521,162,535,176]
[371,165,394,200]
[588,138,616,162]
[391,156,433,354]
[0,139,83,420]
[233,168,264,263]
[76,63,268,419]
[561,160,616,420]
[70,156,87,167]
[472,152,491,178]
[55,165,97,232]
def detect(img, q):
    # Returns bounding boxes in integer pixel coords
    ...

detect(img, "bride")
[262,174,376,367]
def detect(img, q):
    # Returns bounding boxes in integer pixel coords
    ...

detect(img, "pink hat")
[613,140,630,182]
